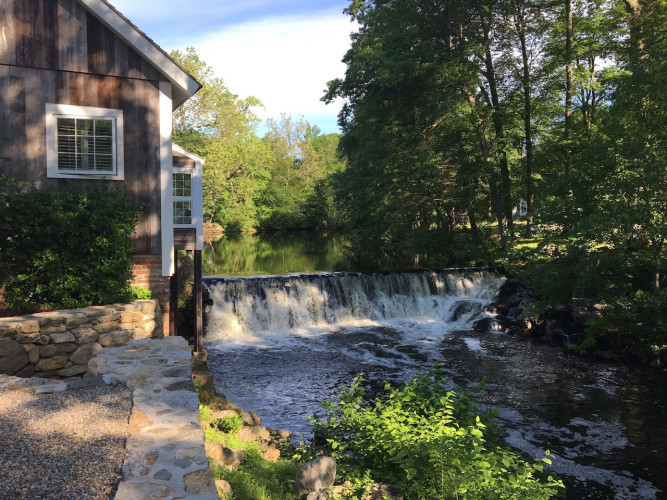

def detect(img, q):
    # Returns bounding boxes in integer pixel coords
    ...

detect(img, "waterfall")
[204,268,505,343]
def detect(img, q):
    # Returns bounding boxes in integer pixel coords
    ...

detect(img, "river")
[202,234,667,499]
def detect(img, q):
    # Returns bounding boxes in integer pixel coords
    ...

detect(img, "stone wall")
[0,300,163,380]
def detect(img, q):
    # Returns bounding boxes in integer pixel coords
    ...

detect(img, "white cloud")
[193,11,357,133]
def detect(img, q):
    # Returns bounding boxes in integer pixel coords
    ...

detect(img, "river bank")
[201,268,667,498]
[493,276,667,370]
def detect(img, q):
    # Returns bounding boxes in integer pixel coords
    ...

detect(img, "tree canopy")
[324,0,666,355]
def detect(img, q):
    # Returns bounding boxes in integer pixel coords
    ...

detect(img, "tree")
[259,115,346,230]
[170,48,272,232]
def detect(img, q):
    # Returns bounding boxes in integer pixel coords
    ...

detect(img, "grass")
[198,396,309,500]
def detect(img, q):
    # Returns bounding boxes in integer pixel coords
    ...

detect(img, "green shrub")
[215,414,244,435]
[311,367,564,500]
[130,286,153,300]
[0,186,141,312]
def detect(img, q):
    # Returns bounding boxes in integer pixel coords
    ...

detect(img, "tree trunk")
[466,91,507,250]
[482,27,513,237]
[516,8,533,235]
[565,0,573,178]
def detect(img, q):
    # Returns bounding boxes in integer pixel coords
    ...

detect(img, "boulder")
[242,411,261,427]
[191,368,215,394]
[494,280,527,314]
[64,312,89,326]
[23,344,40,364]
[294,456,336,496]
[220,448,244,469]
[204,442,224,461]
[306,492,329,500]
[35,354,68,371]
[473,317,507,332]
[50,332,76,344]
[237,425,260,442]
[20,320,40,334]
[449,301,482,322]
[262,445,280,463]
[0,338,29,375]
[98,331,132,347]
[211,409,239,420]
[216,479,232,496]
[69,343,102,365]
[56,364,89,377]
[38,343,77,358]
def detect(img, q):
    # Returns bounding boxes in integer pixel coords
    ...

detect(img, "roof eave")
[80,0,202,108]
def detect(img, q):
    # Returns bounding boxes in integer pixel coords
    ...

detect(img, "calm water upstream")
[203,234,667,499]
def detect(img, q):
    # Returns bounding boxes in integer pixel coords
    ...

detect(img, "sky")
[110,0,357,135]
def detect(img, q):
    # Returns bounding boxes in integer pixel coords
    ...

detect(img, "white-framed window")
[46,104,124,180]
[173,170,193,225]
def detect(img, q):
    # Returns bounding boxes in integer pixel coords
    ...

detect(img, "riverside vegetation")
[197,367,564,499]
[167,0,665,361]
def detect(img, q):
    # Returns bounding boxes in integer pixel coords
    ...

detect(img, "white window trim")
[173,168,194,227]
[46,103,124,180]
[172,144,204,251]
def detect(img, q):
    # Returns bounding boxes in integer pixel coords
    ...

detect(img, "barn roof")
[80,0,202,109]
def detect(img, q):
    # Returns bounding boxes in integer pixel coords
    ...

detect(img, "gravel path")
[0,384,131,500]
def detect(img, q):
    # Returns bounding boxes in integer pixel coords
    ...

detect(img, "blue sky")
[111,0,357,135]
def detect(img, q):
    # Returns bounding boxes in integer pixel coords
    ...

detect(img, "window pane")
[57,118,76,136]
[55,116,116,174]
[95,155,113,172]
[78,153,95,171]
[58,152,76,170]
[173,173,192,197]
[173,201,192,224]
[76,119,94,136]
[95,119,113,137]
[77,136,92,154]
[95,136,113,155]
[58,135,76,155]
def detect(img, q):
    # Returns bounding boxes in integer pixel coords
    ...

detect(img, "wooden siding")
[0,0,163,80]
[0,0,169,256]
[0,66,162,255]
[172,151,196,169]
[174,229,196,250]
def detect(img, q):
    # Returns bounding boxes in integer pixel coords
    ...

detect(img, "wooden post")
[194,249,203,352]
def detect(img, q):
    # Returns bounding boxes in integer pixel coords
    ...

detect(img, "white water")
[203,268,667,499]
[205,269,505,345]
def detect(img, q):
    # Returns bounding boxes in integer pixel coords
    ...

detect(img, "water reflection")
[203,232,355,277]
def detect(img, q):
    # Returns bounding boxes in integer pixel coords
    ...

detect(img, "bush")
[215,414,244,435]
[311,367,564,500]
[0,186,141,312]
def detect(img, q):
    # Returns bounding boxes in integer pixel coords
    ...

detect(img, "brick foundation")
[131,255,171,337]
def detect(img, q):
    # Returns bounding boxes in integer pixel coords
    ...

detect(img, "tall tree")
[170,48,271,231]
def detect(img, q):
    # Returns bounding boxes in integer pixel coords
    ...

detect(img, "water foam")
[205,269,505,346]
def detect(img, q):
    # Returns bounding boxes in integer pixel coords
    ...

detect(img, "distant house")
[0,0,204,339]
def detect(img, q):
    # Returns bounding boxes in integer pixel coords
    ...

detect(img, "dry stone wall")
[0,300,163,380]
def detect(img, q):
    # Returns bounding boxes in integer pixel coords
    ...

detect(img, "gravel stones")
[0,384,131,500]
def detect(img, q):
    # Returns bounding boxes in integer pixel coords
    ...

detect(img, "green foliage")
[198,403,211,422]
[170,48,272,233]
[0,187,141,313]
[215,414,244,435]
[211,458,301,500]
[170,49,347,233]
[311,368,564,500]
[130,286,152,300]
[323,0,666,354]
[259,116,347,231]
